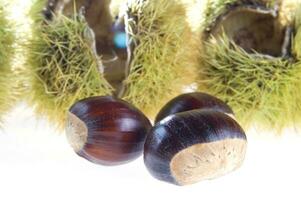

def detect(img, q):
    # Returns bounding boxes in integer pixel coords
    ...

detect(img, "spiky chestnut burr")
[26,0,196,129]
[66,96,152,165]
[198,0,301,131]
[0,5,16,125]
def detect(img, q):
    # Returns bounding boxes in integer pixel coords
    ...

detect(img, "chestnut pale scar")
[66,112,88,153]
[170,138,247,185]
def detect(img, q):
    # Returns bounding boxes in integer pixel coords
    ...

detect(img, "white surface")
[1,104,301,200]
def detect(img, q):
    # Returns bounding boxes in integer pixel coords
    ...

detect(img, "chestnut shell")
[66,96,152,166]
[155,92,234,123]
[144,110,247,185]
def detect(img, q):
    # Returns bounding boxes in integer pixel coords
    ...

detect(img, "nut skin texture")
[155,92,234,123]
[144,110,247,185]
[67,96,152,166]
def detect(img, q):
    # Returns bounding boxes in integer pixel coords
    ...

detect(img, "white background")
[1,104,301,200]
[1,0,301,200]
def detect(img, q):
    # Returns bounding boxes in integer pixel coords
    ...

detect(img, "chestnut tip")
[155,92,234,123]
[66,96,152,166]
[144,109,247,186]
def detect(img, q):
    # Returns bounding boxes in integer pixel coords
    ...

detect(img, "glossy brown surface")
[155,92,234,123]
[68,96,152,166]
[144,109,247,185]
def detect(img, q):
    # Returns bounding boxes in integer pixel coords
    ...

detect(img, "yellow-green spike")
[198,0,301,132]
[25,0,113,129]
[123,0,198,118]
[25,0,198,127]
[0,3,15,125]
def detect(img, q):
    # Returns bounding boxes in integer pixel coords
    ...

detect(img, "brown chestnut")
[155,92,234,123]
[144,109,247,186]
[66,96,152,166]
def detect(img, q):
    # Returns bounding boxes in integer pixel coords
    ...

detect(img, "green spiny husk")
[203,0,237,30]
[199,0,301,132]
[0,3,15,124]
[200,36,301,131]
[26,2,113,129]
[29,0,47,22]
[123,0,197,118]
[26,0,197,127]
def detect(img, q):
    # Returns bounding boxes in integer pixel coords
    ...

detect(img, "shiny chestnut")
[145,110,247,185]
[66,96,152,166]
[145,93,247,185]
[155,92,234,123]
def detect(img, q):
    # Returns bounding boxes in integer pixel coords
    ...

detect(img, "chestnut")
[155,92,234,123]
[66,96,152,166]
[144,110,247,186]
